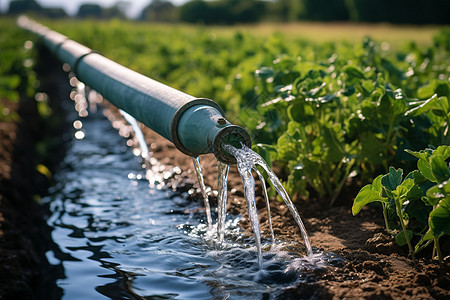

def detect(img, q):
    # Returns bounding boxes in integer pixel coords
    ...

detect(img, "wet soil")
[1,55,449,298]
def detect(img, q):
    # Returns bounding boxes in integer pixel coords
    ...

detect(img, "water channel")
[43,101,337,299]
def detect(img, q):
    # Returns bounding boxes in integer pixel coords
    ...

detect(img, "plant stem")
[329,160,354,207]
[382,202,391,233]
[395,197,415,260]
[434,236,443,264]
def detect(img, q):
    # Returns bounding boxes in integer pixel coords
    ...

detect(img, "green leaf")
[426,184,446,205]
[406,148,440,183]
[434,145,450,160]
[394,178,415,200]
[405,197,430,225]
[253,143,277,167]
[344,65,365,80]
[430,195,450,236]
[405,94,449,117]
[381,167,403,192]
[255,67,274,80]
[431,155,450,183]
[276,133,299,161]
[287,101,305,123]
[406,184,424,199]
[414,228,433,253]
[396,230,413,246]
[405,148,432,162]
[418,159,437,182]
[352,175,387,215]
[360,134,384,164]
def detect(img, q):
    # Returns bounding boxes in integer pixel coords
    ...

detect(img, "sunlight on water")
[224,144,313,258]
[44,106,341,298]
[30,62,348,297]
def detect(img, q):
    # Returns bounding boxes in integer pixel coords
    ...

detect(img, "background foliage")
[4,0,450,24]
[37,20,448,205]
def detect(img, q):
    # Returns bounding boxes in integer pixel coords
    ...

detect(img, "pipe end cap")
[213,125,251,164]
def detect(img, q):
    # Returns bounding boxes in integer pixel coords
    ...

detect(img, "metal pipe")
[18,16,250,164]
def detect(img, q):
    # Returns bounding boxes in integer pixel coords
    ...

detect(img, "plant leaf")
[431,154,450,183]
[352,175,387,215]
[405,94,439,116]
[430,194,450,236]
[344,65,365,80]
[434,145,450,160]
[396,230,413,246]
[414,228,433,253]
[381,167,403,192]
[425,185,445,206]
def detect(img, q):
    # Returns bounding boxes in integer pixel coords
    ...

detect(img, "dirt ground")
[1,57,449,299]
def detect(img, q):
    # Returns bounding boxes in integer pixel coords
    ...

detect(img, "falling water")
[224,144,313,258]
[254,167,275,247]
[119,109,150,168]
[234,155,264,267]
[192,157,213,229]
[217,161,230,243]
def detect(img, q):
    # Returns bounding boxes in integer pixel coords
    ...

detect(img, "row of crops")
[0,19,37,122]
[1,18,449,260]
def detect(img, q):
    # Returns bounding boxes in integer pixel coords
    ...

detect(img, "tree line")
[6,0,449,24]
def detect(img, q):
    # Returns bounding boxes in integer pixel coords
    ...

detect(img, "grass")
[37,18,445,49]
[230,22,442,47]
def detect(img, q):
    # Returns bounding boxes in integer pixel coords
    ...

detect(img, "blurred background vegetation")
[1,0,448,204]
[3,0,449,25]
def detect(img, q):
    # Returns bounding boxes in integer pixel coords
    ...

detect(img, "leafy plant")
[0,19,38,122]
[226,34,449,204]
[37,20,449,206]
[353,146,450,262]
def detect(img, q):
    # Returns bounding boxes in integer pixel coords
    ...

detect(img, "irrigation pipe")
[18,16,251,164]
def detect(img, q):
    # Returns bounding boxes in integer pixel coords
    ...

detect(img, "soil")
[1,56,449,299]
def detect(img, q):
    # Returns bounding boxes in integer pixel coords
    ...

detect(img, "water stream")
[254,167,276,247]
[40,75,341,298]
[224,144,313,258]
[44,101,342,299]
[119,109,150,163]
[191,157,213,229]
[216,161,230,243]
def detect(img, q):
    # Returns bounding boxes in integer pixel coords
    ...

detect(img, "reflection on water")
[43,108,340,299]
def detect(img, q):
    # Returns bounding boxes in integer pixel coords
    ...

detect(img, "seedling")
[353,146,450,263]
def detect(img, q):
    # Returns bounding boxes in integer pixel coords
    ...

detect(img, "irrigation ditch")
[0,21,449,300]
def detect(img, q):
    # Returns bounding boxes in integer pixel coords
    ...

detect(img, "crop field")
[1,17,449,265]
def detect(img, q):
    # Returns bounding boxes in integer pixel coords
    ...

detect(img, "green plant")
[353,145,450,262]
[35,20,449,206]
[0,19,38,122]
[228,34,449,204]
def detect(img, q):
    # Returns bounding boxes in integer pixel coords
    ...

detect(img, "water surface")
[43,109,334,299]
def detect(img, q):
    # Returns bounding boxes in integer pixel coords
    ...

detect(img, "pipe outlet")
[176,105,251,164]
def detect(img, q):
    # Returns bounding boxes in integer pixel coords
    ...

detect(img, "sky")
[1,0,190,18]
